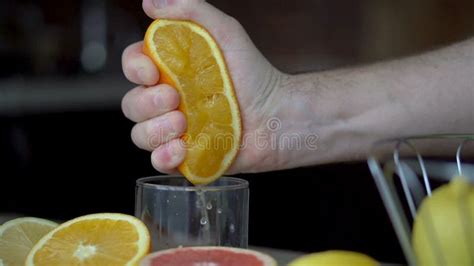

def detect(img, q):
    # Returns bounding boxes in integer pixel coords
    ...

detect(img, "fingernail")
[153,0,169,9]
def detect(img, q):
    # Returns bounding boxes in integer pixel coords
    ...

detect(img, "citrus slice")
[140,246,276,266]
[144,19,242,185]
[0,217,58,266]
[289,250,379,266]
[25,213,150,266]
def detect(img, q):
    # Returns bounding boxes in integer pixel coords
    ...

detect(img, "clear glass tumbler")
[135,175,249,251]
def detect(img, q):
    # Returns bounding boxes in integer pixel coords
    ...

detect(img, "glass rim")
[136,175,249,192]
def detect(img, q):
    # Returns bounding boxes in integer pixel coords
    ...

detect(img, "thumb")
[142,0,239,42]
[146,0,204,10]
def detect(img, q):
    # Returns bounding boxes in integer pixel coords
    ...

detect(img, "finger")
[154,168,180,175]
[122,84,180,123]
[122,41,159,85]
[151,138,186,172]
[131,110,186,151]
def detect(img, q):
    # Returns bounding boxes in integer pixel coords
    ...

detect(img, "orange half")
[144,19,242,185]
[25,213,150,266]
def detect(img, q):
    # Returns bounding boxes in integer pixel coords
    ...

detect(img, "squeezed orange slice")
[144,19,242,185]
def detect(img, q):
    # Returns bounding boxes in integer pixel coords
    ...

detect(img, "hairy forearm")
[280,38,474,168]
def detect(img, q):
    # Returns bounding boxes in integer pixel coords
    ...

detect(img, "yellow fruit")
[0,217,57,266]
[25,213,150,266]
[144,19,242,185]
[412,176,474,266]
[289,250,379,266]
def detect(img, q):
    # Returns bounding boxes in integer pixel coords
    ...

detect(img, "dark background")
[1,0,474,263]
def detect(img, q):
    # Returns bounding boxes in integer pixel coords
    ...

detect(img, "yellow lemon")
[289,250,379,266]
[412,176,474,266]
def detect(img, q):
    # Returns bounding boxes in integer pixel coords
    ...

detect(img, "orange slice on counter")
[144,19,242,185]
[25,213,150,266]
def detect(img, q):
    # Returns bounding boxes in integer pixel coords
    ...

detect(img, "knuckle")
[121,45,133,62]
[159,85,180,109]
[121,95,131,119]
[227,15,240,27]
[130,124,142,147]
[137,90,154,116]
[122,87,147,122]
[151,148,168,169]
[169,111,187,133]
[146,117,160,138]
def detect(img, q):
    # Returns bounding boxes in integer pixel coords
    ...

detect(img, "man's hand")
[121,0,290,174]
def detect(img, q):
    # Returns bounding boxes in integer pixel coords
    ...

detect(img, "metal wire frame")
[367,134,474,266]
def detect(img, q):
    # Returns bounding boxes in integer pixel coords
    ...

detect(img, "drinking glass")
[135,175,249,251]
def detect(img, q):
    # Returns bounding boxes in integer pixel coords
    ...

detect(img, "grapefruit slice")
[140,246,276,266]
[143,19,242,185]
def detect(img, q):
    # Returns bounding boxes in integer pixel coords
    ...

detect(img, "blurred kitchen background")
[1,0,474,263]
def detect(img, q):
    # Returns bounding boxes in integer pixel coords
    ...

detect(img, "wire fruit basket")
[367,134,474,265]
